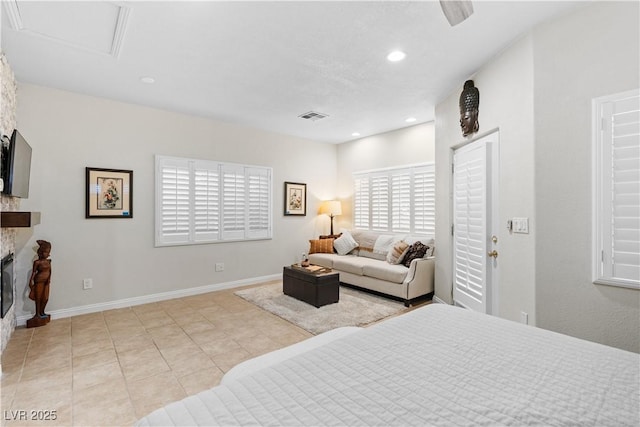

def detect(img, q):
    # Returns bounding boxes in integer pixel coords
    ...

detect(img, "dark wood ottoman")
[283,265,339,308]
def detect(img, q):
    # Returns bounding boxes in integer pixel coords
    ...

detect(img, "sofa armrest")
[403,257,435,299]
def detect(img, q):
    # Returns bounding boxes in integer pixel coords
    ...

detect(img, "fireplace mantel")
[1,211,41,228]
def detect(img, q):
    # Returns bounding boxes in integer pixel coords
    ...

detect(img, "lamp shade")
[319,200,342,216]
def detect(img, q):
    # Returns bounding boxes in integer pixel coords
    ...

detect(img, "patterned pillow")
[386,240,409,265]
[309,238,335,254]
[401,241,429,267]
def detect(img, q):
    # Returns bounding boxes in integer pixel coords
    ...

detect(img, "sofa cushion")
[309,239,334,254]
[307,253,336,268]
[359,250,387,261]
[332,256,381,276]
[333,231,358,255]
[363,263,408,284]
[386,240,409,264]
[402,241,429,267]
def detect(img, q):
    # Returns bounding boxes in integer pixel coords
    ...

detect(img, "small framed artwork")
[86,167,133,218]
[284,181,306,216]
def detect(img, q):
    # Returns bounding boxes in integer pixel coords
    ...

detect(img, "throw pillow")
[402,241,429,267]
[386,240,409,264]
[373,234,396,255]
[309,238,335,254]
[425,245,435,257]
[333,231,358,255]
[351,230,378,253]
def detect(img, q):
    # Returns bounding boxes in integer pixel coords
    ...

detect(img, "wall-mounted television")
[1,129,32,198]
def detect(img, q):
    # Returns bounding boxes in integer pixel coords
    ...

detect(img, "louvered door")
[453,135,498,314]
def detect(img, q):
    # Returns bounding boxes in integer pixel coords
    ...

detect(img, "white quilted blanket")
[136,304,640,426]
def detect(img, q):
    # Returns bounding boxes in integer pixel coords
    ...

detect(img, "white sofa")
[308,230,434,307]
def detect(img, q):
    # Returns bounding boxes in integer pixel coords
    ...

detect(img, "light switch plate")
[512,217,529,234]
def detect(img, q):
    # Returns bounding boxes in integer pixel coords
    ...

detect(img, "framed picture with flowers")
[284,181,306,216]
[85,167,133,218]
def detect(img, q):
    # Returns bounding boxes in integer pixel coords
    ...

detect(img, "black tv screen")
[2,129,32,198]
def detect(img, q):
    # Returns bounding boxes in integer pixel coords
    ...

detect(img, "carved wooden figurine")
[459,79,480,137]
[26,240,52,328]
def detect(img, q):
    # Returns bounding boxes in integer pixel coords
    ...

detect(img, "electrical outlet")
[83,278,93,290]
[520,311,528,325]
[215,263,224,272]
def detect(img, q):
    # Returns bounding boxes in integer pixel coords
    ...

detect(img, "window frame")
[353,163,435,236]
[592,89,640,289]
[155,155,272,247]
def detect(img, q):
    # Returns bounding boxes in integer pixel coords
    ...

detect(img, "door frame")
[450,130,500,315]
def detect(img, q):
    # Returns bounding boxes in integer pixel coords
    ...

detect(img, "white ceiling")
[1,1,585,144]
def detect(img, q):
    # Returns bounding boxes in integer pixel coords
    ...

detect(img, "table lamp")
[319,200,342,235]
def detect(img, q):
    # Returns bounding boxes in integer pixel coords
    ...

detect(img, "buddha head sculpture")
[459,80,480,137]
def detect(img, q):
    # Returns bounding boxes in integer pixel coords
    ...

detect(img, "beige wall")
[532,1,639,352]
[435,35,536,323]
[435,1,639,352]
[335,122,435,232]
[14,84,337,320]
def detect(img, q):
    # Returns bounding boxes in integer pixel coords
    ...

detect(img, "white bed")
[136,304,639,426]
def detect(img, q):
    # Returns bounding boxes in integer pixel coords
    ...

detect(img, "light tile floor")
[1,281,313,426]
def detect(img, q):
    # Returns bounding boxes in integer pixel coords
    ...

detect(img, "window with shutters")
[592,89,640,289]
[353,163,435,236]
[155,155,272,246]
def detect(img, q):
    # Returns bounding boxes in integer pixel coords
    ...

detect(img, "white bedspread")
[136,304,639,426]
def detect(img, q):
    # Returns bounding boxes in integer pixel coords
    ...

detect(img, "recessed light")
[387,51,406,62]
[352,132,361,137]
[405,117,417,123]
[140,76,155,84]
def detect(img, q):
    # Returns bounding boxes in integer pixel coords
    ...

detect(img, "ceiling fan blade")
[440,0,474,26]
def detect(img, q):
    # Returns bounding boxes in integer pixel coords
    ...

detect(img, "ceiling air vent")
[298,111,329,121]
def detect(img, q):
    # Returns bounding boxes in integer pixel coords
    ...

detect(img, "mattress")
[136,304,640,426]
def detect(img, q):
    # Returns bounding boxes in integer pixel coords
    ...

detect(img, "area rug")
[235,282,408,335]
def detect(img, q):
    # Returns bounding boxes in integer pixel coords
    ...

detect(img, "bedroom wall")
[14,83,337,320]
[435,1,639,352]
[335,122,435,232]
[434,35,536,324]
[532,1,640,352]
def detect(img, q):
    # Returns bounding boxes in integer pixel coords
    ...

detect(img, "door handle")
[487,250,498,258]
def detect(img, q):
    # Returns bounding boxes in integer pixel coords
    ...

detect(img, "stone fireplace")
[1,52,19,358]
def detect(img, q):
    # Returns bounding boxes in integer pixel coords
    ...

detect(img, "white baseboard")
[16,274,281,326]
[433,295,449,305]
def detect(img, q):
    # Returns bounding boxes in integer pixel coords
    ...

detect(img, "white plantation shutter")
[158,158,190,245]
[222,164,246,240]
[194,163,219,242]
[414,164,435,235]
[155,155,272,246]
[247,167,271,239]
[353,163,435,236]
[594,90,640,288]
[391,170,411,232]
[371,174,389,230]
[354,176,370,229]
[453,144,487,313]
